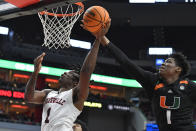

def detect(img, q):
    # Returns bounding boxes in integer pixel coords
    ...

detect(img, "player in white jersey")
[24,19,111,131]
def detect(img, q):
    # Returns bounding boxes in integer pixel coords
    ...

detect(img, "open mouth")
[160,66,165,70]
[159,67,165,72]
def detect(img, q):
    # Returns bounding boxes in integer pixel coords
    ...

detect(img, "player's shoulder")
[42,89,53,93]
[179,78,196,89]
[187,79,196,87]
[42,89,54,95]
[42,89,55,101]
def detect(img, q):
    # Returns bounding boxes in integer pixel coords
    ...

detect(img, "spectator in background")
[73,119,89,131]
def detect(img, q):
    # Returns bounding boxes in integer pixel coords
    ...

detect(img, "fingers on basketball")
[82,6,110,33]
[106,18,111,27]
[80,20,88,30]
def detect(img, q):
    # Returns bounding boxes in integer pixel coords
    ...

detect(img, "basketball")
[82,6,110,33]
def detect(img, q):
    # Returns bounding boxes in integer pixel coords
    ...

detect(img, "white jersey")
[41,89,81,131]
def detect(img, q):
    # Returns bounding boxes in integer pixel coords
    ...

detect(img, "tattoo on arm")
[80,39,100,74]
[25,73,38,101]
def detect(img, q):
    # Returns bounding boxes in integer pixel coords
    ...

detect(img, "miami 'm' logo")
[160,96,180,109]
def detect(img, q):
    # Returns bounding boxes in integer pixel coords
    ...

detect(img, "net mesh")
[38,3,84,49]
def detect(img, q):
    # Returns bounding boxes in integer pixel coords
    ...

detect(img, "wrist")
[101,36,110,46]
[95,37,101,42]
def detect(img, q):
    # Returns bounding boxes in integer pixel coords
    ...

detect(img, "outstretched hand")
[80,18,111,40]
[33,52,45,75]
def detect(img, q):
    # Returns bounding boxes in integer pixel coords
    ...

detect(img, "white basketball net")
[38,3,84,49]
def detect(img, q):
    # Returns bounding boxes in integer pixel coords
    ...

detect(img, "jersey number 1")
[45,107,51,123]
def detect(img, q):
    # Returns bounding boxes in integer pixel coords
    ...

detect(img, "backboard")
[0,0,85,21]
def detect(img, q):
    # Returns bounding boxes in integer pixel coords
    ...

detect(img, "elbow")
[78,95,87,101]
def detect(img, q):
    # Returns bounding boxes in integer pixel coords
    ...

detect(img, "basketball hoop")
[38,2,84,49]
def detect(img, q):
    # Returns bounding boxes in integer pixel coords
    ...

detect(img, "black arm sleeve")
[106,42,156,90]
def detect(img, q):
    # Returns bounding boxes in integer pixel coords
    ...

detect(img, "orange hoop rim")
[39,2,84,17]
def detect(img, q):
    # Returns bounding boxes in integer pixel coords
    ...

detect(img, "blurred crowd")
[0,78,130,125]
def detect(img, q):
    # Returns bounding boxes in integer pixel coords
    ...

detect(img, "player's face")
[159,58,180,77]
[59,71,76,88]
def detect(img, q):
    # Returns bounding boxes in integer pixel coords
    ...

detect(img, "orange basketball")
[83,6,110,33]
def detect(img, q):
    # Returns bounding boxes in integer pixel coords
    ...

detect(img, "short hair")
[70,64,94,84]
[168,52,191,77]
[71,70,80,83]
[70,64,80,83]
[71,70,94,88]
[74,119,89,131]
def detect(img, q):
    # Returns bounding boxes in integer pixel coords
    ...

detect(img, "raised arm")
[25,53,51,104]
[74,21,111,110]
[101,36,154,84]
